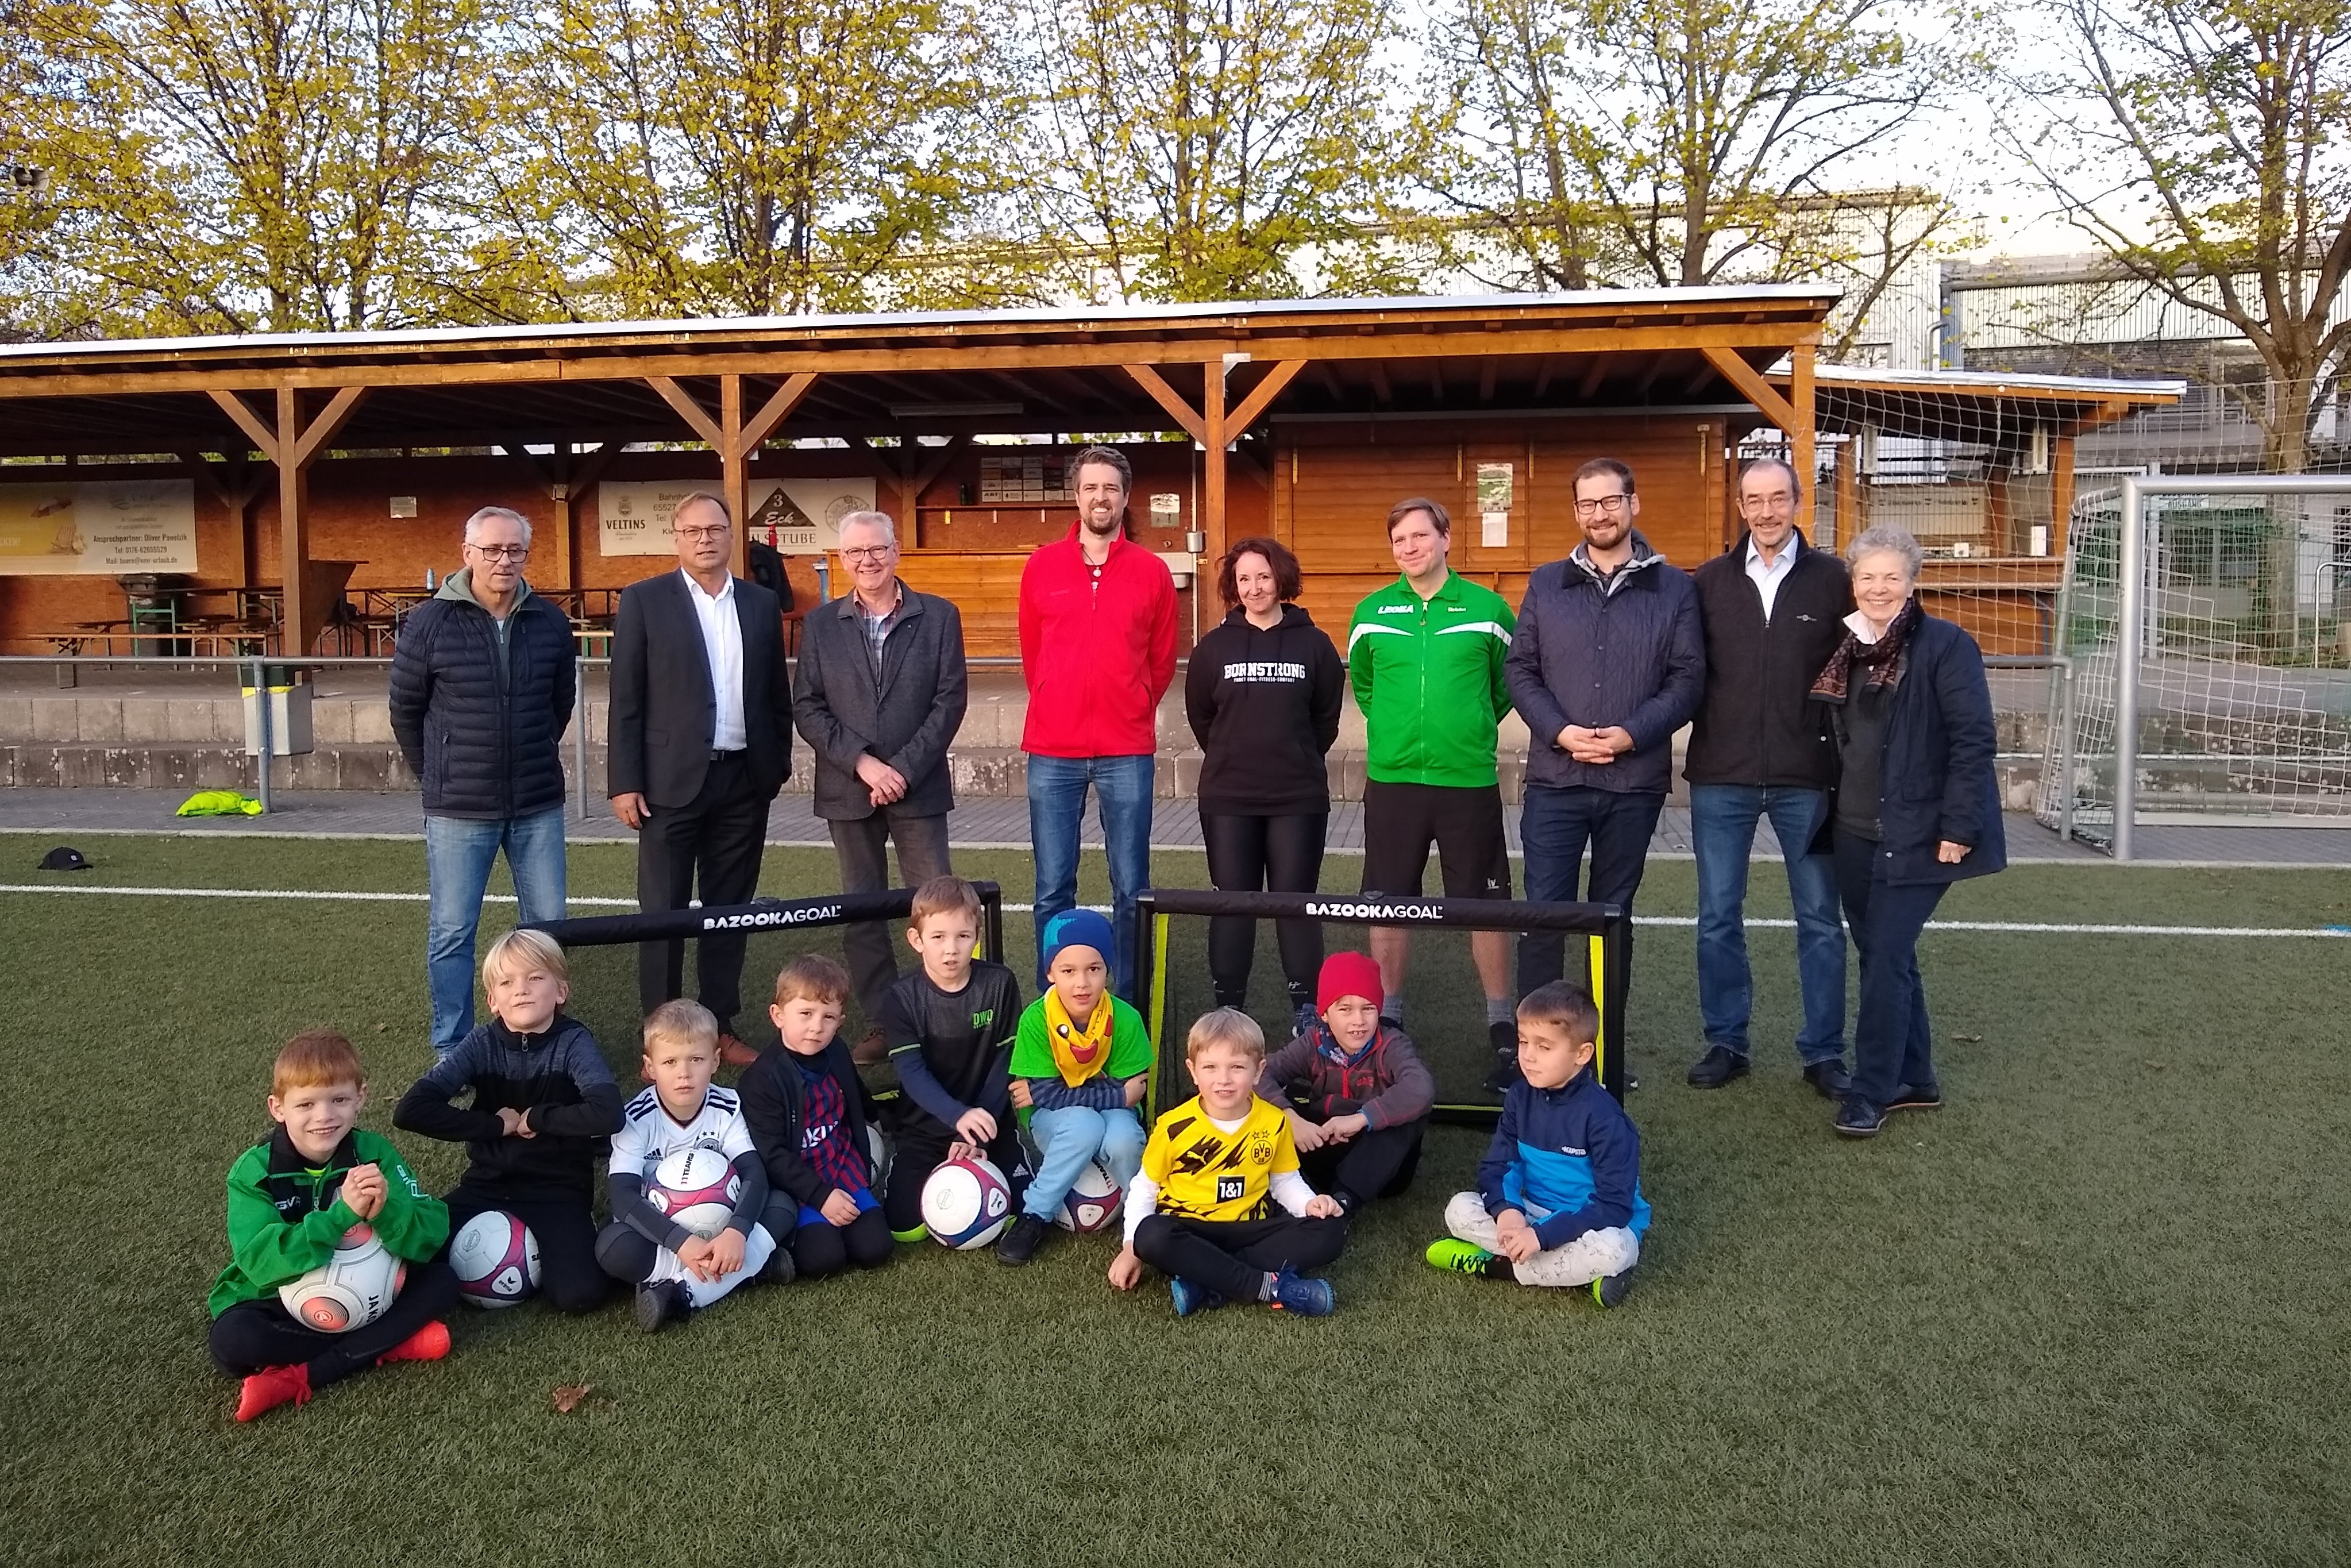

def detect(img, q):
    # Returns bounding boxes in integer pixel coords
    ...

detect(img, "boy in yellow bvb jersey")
[1108,1008,1346,1316]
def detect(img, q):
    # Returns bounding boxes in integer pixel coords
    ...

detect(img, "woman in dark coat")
[1810,525,2006,1137]
[1184,536,1346,1037]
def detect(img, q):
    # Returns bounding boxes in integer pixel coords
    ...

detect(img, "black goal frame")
[1132,887,1631,1124]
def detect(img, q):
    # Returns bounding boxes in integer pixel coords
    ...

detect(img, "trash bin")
[242,664,314,756]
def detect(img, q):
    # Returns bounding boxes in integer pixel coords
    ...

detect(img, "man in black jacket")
[793,510,969,1043]
[1505,458,1704,1090]
[1683,457,1855,1096]
[608,492,794,1063]
[388,505,577,1055]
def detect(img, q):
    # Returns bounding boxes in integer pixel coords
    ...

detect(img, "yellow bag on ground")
[175,790,263,818]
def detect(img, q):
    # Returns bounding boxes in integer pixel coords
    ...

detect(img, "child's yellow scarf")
[1043,989,1115,1087]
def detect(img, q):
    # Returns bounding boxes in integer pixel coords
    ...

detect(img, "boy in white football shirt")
[595,999,777,1332]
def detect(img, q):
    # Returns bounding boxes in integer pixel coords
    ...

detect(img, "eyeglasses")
[1573,494,1632,518]
[672,525,730,541]
[838,546,894,563]
[468,544,530,560]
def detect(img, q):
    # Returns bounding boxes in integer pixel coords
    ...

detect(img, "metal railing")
[0,650,1119,820]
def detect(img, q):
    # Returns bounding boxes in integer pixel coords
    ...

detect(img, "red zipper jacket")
[1018,524,1178,757]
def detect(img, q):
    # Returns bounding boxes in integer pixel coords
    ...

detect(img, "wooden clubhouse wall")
[0,418,1728,658]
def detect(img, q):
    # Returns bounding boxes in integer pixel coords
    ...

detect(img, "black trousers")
[209,1256,460,1388]
[1298,1120,1423,1205]
[637,750,771,1034]
[445,1184,609,1314]
[1132,1212,1347,1304]
[759,1195,894,1278]
[1200,811,1328,1009]
[881,1121,1027,1235]
[828,808,954,1023]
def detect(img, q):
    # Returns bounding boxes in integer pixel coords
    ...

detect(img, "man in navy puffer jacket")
[389,506,577,1054]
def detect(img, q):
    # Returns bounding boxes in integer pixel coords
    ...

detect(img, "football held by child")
[1111,1008,1346,1316]
[996,908,1153,1266]
[207,1030,459,1422]
[739,954,893,1281]
[394,929,622,1313]
[874,876,1027,1240]
[1427,982,1648,1306]
[595,999,777,1331]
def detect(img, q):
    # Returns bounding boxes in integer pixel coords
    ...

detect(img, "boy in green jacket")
[208,1029,458,1423]
[1345,496,1518,1074]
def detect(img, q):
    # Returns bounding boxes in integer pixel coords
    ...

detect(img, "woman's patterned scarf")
[1811,595,1922,705]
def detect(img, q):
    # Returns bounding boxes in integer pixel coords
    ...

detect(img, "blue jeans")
[1690,784,1847,1064]
[1027,753,1154,1000]
[1021,1104,1146,1221]
[425,807,567,1052]
[1517,785,1665,1000]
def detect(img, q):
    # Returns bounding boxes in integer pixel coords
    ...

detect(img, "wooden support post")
[721,374,748,575]
[1789,344,1817,536]
[1834,434,1861,553]
[2052,433,2077,556]
[1703,344,1816,532]
[1204,360,1230,567]
[211,386,365,657]
[647,372,821,575]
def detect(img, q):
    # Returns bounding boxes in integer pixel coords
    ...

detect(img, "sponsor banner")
[0,479,198,575]
[599,478,878,557]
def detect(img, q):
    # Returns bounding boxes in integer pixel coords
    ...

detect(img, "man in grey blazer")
[793,510,969,1045]
[608,491,794,1064]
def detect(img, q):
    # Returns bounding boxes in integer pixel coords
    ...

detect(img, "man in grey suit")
[793,510,970,1048]
[609,491,794,1065]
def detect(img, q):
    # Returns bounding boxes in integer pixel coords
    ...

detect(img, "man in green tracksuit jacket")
[1346,496,1518,1080]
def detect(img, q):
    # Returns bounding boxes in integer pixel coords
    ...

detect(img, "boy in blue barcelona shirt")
[1424,980,1648,1307]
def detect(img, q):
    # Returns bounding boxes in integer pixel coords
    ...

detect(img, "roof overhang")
[0,288,1841,459]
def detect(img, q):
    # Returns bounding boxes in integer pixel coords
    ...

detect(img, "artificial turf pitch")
[2,834,2346,1566]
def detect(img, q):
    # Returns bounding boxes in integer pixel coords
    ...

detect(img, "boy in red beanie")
[1255,950,1435,1213]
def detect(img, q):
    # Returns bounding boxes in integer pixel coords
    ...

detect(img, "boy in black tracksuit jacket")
[394,934,623,1312]
[1182,585,1346,1022]
[739,957,894,1280]
[1255,950,1434,1210]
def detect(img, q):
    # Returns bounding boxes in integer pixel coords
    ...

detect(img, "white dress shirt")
[681,568,747,750]
[1745,535,1798,621]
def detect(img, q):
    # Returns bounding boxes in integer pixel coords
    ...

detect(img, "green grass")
[2,834,2348,1566]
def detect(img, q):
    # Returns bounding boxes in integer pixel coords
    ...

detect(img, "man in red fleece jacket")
[1018,445,1177,1001]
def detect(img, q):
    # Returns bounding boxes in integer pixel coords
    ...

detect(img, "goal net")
[1132,887,1632,1123]
[2037,477,2351,848]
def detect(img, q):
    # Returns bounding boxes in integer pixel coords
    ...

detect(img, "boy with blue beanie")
[995,908,1154,1266]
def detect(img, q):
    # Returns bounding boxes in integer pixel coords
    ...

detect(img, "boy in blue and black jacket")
[1425,981,1649,1307]
[394,928,622,1313]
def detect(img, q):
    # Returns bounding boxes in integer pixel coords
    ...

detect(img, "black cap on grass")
[38,845,91,872]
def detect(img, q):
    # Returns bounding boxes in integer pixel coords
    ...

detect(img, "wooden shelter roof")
[0,288,1840,457]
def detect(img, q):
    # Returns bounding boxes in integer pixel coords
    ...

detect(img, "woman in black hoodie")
[1184,537,1346,1034]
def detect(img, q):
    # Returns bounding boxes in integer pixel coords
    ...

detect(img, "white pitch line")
[0,883,2341,938]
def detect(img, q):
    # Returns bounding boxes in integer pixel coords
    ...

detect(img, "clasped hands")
[1557,725,1635,765]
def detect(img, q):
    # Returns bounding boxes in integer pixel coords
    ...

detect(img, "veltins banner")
[0,479,198,575]
[599,479,879,557]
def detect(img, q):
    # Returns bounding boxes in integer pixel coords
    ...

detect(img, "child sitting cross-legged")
[739,953,893,1282]
[1425,981,1648,1308]
[595,999,778,1332]
[208,1029,460,1422]
[1108,1008,1347,1316]
[995,909,1154,1266]
[1257,950,1434,1214]
[394,928,623,1313]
